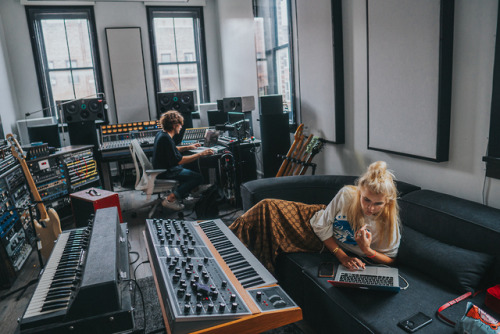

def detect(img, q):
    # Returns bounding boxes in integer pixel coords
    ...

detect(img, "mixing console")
[60,148,99,192]
[99,120,160,152]
[145,218,301,334]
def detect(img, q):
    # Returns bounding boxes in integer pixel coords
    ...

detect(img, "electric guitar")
[6,134,61,260]
[276,124,304,177]
[298,136,325,175]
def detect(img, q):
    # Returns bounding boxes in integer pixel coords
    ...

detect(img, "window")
[254,0,295,124]
[26,6,103,119]
[147,7,209,104]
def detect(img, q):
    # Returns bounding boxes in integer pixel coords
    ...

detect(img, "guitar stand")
[277,155,317,175]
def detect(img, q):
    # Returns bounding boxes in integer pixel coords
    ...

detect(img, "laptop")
[189,130,225,154]
[328,264,400,293]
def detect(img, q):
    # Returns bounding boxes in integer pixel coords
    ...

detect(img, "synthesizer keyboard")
[145,218,301,334]
[18,208,134,333]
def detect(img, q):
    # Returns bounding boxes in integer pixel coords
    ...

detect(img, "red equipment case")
[70,188,123,227]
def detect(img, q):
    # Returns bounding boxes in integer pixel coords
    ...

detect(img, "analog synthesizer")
[145,218,302,334]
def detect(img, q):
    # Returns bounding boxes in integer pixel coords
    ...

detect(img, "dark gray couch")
[240,175,500,334]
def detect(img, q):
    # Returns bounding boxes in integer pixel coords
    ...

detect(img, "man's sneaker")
[161,198,185,211]
[191,184,213,198]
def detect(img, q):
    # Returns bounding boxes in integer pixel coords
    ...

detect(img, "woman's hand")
[354,225,372,250]
[338,253,365,270]
[188,143,201,150]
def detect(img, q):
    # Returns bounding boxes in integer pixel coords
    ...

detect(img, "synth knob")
[184,304,190,314]
[185,293,192,301]
[221,281,227,288]
[204,257,209,263]
[198,264,204,270]
[207,303,214,313]
[196,303,203,314]
[231,303,238,312]
[193,274,199,282]
[173,274,180,283]
[177,289,185,297]
[211,291,219,299]
[219,303,226,312]
[188,247,194,254]
[196,293,203,301]
[181,259,187,267]
[187,257,192,263]
[256,291,262,301]
[230,294,236,302]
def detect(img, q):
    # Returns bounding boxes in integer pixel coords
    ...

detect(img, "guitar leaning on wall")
[6,134,61,260]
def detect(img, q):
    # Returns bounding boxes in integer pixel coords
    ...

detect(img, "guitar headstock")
[306,137,325,155]
[294,124,304,141]
[6,134,26,161]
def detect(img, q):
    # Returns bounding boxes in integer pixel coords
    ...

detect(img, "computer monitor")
[227,112,245,124]
[28,124,61,148]
[207,110,228,126]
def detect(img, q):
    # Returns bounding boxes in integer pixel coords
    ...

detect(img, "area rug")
[134,276,305,333]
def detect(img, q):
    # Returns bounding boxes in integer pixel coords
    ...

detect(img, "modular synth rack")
[0,140,33,287]
[145,218,302,334]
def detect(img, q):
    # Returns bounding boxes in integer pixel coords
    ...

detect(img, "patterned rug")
[133,276,305,333]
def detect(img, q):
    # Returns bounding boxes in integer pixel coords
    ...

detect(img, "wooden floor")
[0,186,314,334]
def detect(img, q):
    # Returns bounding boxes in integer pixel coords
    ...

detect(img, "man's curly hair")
[159,110,184,131]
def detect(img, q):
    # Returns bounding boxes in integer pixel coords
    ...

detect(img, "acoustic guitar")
[6,134,62,260]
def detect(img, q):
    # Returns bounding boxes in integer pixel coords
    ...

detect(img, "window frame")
[25,6,104,119]
[146,6,210,104]
[253,0,297,126]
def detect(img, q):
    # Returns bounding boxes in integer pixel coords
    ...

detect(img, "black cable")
[129,251,140,265]
[129,278,146,334]
[0,278,39,301]
[133,260,150,281]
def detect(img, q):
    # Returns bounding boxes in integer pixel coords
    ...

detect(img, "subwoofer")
[156,91,197,118]
[60,98,107,123]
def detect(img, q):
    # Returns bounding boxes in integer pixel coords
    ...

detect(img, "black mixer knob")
[173,274,180,283]
[211,291,218,299]
[177,289,185,297]
[185,293,191,301]
[187,257,192,263]
[181,259,187,267]
[168,264,176,271]
[196,303,203,314]
[221,281,227,288]
[188,247,194,254]
[202,273,210,282]
[184,304,190,314]
[204,257,209,263]
[230,294,236,302]
[198,264,204,270]
[196,293,203,301]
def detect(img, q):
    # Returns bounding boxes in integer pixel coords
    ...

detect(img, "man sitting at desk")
[153,110,214,211]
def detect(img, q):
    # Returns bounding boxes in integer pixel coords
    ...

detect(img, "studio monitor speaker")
[60,98,107,123]
[259,113,290,178]
[157,90,197,118]
[67,121,99,148]
[222,96,255,113]
[260,94,283,115]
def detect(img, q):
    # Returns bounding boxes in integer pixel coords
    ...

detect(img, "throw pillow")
[397,226,494,293]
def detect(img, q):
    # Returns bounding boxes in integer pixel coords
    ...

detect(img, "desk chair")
[129,139,178,217]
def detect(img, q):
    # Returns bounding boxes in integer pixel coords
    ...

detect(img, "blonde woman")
[229,161,400,273]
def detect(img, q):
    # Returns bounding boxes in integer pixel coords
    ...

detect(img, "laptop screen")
[204,130,220,147]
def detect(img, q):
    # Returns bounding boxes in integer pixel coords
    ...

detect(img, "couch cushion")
[276,252,490,334]
[398,226,494,294]
[399,190,500,284]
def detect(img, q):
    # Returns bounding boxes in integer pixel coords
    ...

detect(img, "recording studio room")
[2,0,500,334]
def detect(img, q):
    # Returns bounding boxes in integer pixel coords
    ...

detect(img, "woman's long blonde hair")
[346,161,400,246]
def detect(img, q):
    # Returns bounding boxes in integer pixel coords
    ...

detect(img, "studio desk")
[98,137,260,206]
[144,218,302,334]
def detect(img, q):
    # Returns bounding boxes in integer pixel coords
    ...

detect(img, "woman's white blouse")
[309,187,400,258]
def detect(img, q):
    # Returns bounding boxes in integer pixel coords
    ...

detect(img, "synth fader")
[145,218,302,334]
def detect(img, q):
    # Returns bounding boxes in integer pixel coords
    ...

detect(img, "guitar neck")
[7,135,49,220]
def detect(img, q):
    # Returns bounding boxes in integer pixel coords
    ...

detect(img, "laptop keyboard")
[338,273,394,286]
